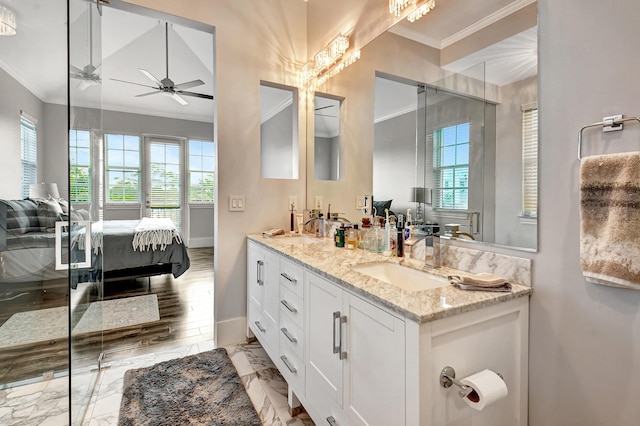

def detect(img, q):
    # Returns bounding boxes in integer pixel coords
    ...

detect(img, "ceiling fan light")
[0,5,17,36]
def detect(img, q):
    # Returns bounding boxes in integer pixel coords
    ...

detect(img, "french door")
[144,137,186,230]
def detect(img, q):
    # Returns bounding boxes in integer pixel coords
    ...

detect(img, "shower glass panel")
[68,0,105,423]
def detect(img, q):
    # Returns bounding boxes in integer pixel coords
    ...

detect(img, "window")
[20,114,37,199]
[69,129,91,203]
[105,134,141,203]
[522,107,538,217]
[433,122,469,210]
[188,140,215,203]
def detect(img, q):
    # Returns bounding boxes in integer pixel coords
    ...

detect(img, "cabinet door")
[343,293,406,426]
[262,249,281,351]
[306,272,344,414]
[247,242,264,310]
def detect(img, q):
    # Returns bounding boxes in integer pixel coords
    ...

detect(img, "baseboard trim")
[216,316,247,347]
[189,237,214,248]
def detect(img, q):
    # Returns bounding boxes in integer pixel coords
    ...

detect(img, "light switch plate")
[314,196,322,210]
[229,195,245,212]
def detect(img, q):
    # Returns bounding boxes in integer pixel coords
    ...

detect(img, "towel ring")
[578,116,640,162]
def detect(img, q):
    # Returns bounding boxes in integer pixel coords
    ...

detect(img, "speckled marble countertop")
[248,233,532,324]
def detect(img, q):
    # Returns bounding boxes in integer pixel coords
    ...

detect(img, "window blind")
[69,130,92,203]
[432,123,470,210]
[105,133,141,203]
[522,107,538,217]
[188,140,215,203]
[20,115,37,199]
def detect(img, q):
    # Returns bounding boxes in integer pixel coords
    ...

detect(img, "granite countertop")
[248,233,532,324]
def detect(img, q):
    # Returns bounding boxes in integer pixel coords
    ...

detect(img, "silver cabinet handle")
[281,327,297,343]
[280,272,297,283]
[326,416,337,426]
[280,355,297,374]
[257,260,264,285]
[339,315,347,360]
[332,311,340,355]
[281,299,297,313]
[254,321,266,333]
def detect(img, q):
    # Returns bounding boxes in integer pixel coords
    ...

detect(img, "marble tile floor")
[0,339,314,425]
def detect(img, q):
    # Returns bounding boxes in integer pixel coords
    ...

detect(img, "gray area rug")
[0,294,159,348]
[118,348,262,426]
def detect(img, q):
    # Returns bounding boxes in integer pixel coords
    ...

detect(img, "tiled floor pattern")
[0,340,314,425]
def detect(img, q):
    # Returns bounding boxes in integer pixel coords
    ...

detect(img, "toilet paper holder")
[439,366,504,398]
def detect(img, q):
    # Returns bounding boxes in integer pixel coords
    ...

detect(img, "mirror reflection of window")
[314,94,342,181]
[260,82,299,179]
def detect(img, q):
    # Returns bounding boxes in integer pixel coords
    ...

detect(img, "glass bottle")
[346,225,357,250]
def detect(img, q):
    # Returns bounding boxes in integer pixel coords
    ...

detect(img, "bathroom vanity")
[247,234,531,426]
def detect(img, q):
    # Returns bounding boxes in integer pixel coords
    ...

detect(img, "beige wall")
[125,0,307,344]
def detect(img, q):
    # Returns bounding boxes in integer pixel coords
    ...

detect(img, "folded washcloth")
[448,272,512,292]
[580,152,640,289]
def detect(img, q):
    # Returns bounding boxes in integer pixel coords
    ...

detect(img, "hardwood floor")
[0,247,214,386]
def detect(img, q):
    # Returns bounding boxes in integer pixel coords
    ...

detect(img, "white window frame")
[104,133,142,204]
[20,112,37,199]
[188,139,215,204]
[521,104,538,218]
[433,122,470,211]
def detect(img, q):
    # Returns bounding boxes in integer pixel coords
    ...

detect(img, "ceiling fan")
[315,104,337,118]
[110,22,213,106]
[70,5,101,91]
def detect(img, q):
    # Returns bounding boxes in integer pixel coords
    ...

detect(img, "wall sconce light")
[389,0,416,17]
[300,34,360,88]
[407,0,436,22]
[0,5,17,36]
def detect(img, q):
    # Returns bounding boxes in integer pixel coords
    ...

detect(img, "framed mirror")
[314,94,342,181]
[260,82,299,179]
[307,0,538,251]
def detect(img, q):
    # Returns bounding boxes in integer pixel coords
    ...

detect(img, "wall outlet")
[289,196,297,211]
[356,196,365,210]
[314,196,323,210]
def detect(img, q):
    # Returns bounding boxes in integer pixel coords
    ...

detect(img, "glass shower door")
[68,0,105,423]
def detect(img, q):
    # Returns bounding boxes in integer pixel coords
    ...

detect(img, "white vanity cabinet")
[305,271,407,426]
[247,242,281,354]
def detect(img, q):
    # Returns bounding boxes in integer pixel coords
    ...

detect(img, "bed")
[0,199,190,286]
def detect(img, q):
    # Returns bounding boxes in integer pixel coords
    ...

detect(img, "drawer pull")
[254,321,266,333]
[280,355,297,374]
[257,260,264,286]
[281,327,297,343]
[332,311,340,354]
[281,299,298,313]
[280,272,297,283]
[326,416,337,426]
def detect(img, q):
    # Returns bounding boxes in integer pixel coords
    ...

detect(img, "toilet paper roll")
[460,369,508,411]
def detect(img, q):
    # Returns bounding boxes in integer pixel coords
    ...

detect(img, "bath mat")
[118,348,261,426]
[0,294,160,348]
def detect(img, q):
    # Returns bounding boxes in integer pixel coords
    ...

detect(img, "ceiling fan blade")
[110,78,158,90]
[170,93,189,105]
[70,65,83,74]
[178,90,214,100]
[175,79,204,90]
[135,90,161,98]
[139,69,163,86]
[315,114,337,117]
[315,105,335,111]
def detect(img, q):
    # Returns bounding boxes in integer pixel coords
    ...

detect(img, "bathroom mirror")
[314,94,342,180]
[307,0,538,250]
[260,82,299,179]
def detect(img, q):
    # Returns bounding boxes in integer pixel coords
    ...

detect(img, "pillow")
[0,199,40,234]
[37,199,64,232]
[373,200,392,217]
[56,198,70,214]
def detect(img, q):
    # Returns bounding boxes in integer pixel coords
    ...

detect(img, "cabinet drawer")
[279,314,304,361]
[249,302,278,355]
[279,258,304,299]
[278,341,305,394]
[280,285,304,330]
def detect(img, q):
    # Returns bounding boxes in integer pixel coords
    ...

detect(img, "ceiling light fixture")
[407,0,436,22]
[0,5,17,36]
[389,0,416,17]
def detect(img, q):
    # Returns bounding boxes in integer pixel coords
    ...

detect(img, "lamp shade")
[29,183,60,200]
[0,6,16,36]
[411,187,431,204]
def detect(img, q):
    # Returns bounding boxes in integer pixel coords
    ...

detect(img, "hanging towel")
[133,217,183,252]
[580,152,640,290]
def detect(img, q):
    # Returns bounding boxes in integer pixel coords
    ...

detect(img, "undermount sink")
[352,263,448,292]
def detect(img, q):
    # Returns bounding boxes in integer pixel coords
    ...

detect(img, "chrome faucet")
[424,234,441,269]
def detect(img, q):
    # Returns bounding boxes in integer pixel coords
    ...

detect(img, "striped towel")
[132,217,183,252]
[448,272,512,292]
[580,152,640,290]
